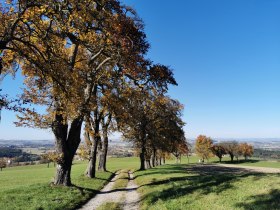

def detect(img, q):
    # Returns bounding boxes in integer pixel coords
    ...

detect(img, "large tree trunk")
[139,126,147,170]
[86,136,100,178]
[98,114,111,172]
[139,148,145,170]
[85,110,102,178]
[97,136,108,172]
[52,114,83,186]
[145,159,151,169]
[152,148,156,167]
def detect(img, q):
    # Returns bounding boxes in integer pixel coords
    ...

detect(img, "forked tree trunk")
[163,156,166,164]
[52,115,83,186]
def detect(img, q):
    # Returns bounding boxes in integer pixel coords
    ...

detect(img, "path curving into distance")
[78,170,140,210]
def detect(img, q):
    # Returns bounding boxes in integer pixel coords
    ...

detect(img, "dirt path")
[123,172,140,210]
[78,172,124,210]
[187,163,280,175]
[218,164,280,173]
[78,171,140,210]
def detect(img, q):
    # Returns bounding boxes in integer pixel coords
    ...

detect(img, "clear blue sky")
[1,0,280,140]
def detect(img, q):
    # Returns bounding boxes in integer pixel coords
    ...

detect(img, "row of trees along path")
[0,0,188,187]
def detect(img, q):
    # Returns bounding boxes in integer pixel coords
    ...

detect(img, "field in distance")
[0,156,279,210]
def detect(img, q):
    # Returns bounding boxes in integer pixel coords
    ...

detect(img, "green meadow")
[0,156,279,210]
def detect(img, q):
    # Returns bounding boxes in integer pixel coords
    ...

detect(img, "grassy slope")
[0,156,279,209]
[0,157,139,210]
[134,164,280,210]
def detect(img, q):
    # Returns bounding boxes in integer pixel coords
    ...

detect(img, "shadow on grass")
[137,164,273,207]
[72,171,115,209]
[235,189,280,210]
[134,165,187,180]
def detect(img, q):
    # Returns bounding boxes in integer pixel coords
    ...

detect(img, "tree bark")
[139,148,145,170]
[52,115,83,186]
[97,136,108,172]
[86,136,100,178]
[139,126,147,170]
[85,110,102,178]
[145,159,151,169]
[98,114,111,172]
[152,148,156,167]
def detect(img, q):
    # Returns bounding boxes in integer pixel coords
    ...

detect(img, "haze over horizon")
[1,0,280,140]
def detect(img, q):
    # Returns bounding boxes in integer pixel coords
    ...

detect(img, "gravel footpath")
[218,164,280,173]
[78,172,124,210]
[78,171,140,210]
[123,172,140,210]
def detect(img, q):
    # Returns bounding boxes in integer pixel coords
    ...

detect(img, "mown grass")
[0,155,279,210]
[111,169,129,190]
[0,157,140,210]
[96,202,122,210]
[134,164,280,210]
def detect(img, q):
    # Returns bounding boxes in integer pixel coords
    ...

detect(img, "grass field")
[134,164,280,210]
[0,156,279,210]
[0,157,140,210]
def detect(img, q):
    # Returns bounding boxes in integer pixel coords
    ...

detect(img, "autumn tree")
[116,86,185,170]
[171,139,189,164]
[239,143,254,160]
[1,0,151,185]
[40,153,51,168]
[195,135,213,162]
[41,151,60,168]
[221,141,239,162]
[77,145,90,161]
[211,144,227,163]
